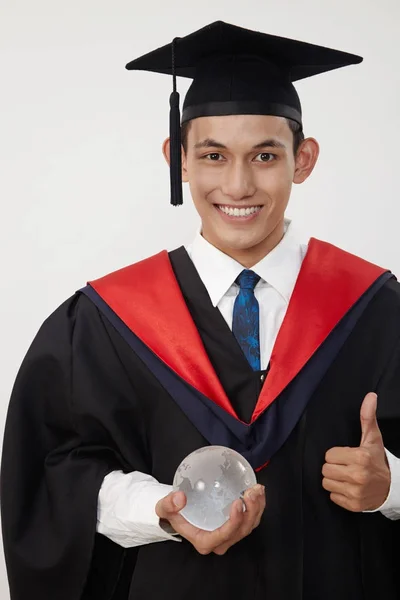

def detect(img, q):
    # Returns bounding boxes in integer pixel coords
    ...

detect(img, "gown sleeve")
[0,293,149,600]
[376,331,400,458]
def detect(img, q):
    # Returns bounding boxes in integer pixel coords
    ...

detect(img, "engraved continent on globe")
[173,446,257,531]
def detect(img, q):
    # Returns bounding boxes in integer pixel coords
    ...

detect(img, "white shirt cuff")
[97,470,181,548]
[363,448,400,520]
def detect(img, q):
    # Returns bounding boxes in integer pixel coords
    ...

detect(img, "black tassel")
[169,38,183,206]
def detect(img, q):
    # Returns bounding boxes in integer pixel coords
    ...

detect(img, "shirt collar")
[186,219,308,307]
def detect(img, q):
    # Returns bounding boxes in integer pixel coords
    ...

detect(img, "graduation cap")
[126,21,363,206]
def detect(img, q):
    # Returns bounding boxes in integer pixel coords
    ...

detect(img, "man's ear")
[162,137,171,166]
[162,138,189,182]
[293,137,320,184]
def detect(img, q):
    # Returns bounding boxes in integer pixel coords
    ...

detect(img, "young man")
[2,20,400,600]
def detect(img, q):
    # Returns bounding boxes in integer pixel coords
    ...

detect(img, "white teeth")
[218,205,261,217]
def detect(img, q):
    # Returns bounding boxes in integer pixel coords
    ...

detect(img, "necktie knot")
[235,269,260,291]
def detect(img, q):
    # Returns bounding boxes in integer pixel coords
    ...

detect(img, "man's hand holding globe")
[156,484,266,556]
[155,446,266,556]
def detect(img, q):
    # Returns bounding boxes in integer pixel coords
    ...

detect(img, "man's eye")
[254,153,276,162]
[205,153,223,161]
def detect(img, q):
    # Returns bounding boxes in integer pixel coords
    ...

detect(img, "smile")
[216,205,262,218]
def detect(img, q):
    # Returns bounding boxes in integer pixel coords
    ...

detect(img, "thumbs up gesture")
[322,393,391,512]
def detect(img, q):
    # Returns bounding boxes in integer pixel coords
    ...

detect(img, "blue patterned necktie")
[232,269,261,371]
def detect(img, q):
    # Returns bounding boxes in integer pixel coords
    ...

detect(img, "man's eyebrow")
[252,139,286,150]
[193,138,287,150]
[193,138,227,149]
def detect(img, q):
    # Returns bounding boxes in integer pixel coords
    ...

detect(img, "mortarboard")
[126,21,363,206]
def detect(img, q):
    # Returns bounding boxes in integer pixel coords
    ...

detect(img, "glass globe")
[173,445,257,531]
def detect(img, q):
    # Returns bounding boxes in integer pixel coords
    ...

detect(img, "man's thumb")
[155,491,186,519]
[360,392,382,447]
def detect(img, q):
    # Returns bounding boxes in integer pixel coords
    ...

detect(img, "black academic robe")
[1,238,400,600]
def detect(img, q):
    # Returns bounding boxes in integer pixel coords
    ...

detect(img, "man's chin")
[210,233,265,254]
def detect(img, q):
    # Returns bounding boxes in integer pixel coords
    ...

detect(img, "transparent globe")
[173,445,257,531]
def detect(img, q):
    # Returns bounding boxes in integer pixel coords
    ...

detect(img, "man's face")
[181,114,299,256]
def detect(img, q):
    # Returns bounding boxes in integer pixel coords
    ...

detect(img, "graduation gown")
[2,238,400,600]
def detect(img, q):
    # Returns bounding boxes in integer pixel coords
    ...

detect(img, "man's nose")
[220,161,256,201]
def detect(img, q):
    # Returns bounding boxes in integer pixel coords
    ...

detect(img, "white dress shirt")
[97,220,400,548]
